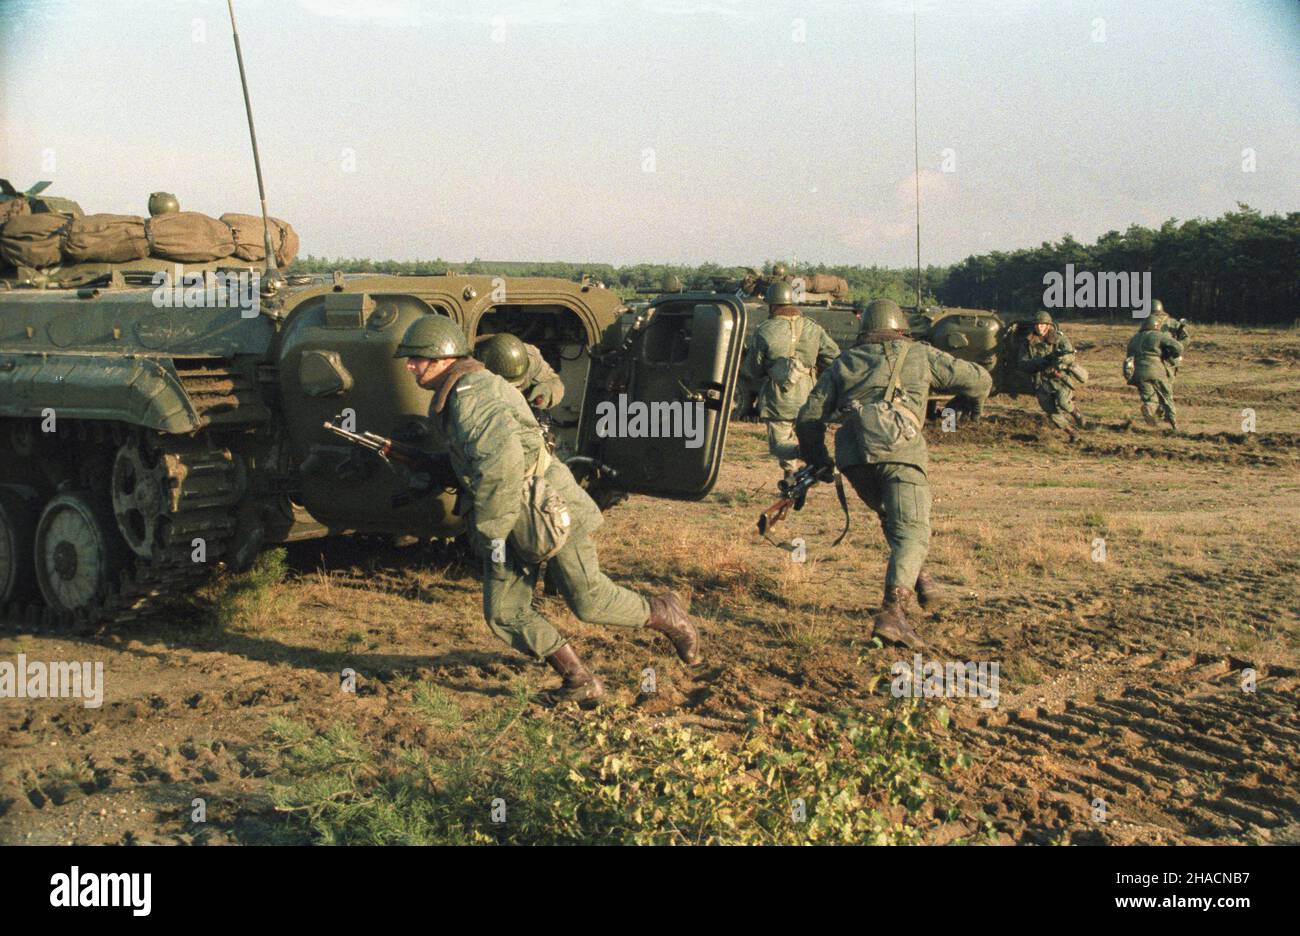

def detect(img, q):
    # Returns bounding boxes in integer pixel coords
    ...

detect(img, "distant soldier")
[395,316,700,704]
[795,299,991,650]
[742,281,840,479]
[1017,310,1089,441]
[475,332,565,410]
[1126,312,1184,431]
[1150,299,1190,372]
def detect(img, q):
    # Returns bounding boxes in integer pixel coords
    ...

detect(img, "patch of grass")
[214,548,295,630]
[265,699,957,845]
[411,682,463,729]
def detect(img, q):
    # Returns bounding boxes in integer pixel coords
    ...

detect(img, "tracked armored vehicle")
[0,231,747,622]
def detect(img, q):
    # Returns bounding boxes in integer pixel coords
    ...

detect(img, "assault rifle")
[756,464,849,547]
[323,421,456,507]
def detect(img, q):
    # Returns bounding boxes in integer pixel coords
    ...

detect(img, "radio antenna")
[912,0,922,312]
[226,0,283,291]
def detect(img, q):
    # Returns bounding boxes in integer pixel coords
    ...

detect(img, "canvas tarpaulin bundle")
[146,211,237,263]
[0,213,68,268]
[62,213,150,263]
[220,213,300,266]
[800,273,849,297]
[0,199,31,225]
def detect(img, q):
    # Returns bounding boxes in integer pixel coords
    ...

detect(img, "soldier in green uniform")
[474,332,565,410]
[395,316,701,703]
[742,281,840,479]
[795,300,991,650]
[1150,299,1190,372]
[1126,311,1184,431]
[1017,310,1089,441]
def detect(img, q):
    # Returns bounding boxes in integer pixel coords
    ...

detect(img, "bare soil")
[2,322,1297,845]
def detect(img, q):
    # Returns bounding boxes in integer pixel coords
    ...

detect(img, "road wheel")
[0,489,39,605]
[33,492,125,615]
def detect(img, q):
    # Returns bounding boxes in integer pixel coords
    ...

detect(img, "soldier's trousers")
[1136,378,1175,422]
[1035,381,1077,431]
[481,526,649,660]
[840,462,932,594]
[765,419,801,472]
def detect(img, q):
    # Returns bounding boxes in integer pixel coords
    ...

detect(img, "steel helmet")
[394,315,470,359]
[147,192,179,216]
[765,281,795,307]
[858,298,907,336]
[475,333,529,383]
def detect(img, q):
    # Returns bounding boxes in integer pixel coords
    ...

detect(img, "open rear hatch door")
[574,293,746,498]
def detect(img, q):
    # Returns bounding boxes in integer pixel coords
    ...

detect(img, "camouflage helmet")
[147,192,179,216]
[765,281,796,307]
[662,273,684,293]
[394,315,470,359]
[475,333,529,383]
[858,299,907,335]
[771,262,789,279]
[1033,310,1054,325]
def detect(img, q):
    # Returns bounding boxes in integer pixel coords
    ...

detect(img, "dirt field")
[2,321,1298,845]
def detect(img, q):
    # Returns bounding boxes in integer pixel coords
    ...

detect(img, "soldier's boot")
[914,568,947,611]
[543,644,605,705]
[871,587,926,650]
[1141,404,1158,426]
[1165,412,1179,433]
[646,592,702,665]
[1071,409,1089,430]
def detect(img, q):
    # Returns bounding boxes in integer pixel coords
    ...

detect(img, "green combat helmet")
[661,273,684,293]
[475,333,529,383]
[1033,310,1054,325]
[394,315,470,359]
[766,281,795,307]
[147,192,179,216]
[858,298,907,337]
[1152,299,1165,315]
[1140,314,1160,331]
[771,261,789,279]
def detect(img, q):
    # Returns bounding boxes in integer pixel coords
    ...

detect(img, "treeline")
[288,205,1298,323]
[288,255,939,305]
[942,205,1299,325]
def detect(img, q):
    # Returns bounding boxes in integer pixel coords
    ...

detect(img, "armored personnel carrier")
[0,195,747,621]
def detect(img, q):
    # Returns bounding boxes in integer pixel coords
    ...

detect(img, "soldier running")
[1126,310,1185,431]
[394,316,701,704]
[795,299,991,650]
[742,280,840,480]
[1017,310,1089,441]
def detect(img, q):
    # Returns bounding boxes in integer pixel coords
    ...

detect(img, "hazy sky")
[2,0,1297,267]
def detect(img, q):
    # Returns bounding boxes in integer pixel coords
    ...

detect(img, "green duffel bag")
[0,213,68,268]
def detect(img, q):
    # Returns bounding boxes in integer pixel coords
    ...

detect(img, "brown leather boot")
[871,587,926,650]
[543,644,604,705]
[646,592,702,665]
[914,569,947,611]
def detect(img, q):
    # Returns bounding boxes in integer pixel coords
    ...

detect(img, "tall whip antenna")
[227,0,282,290]
[912,0,922,311]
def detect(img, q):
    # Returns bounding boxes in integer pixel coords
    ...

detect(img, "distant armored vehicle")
[0,209,747,620]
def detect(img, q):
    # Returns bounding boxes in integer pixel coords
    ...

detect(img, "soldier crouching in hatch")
[395,316,700,704]
[474,332,565,411]
[794,299,991,650]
